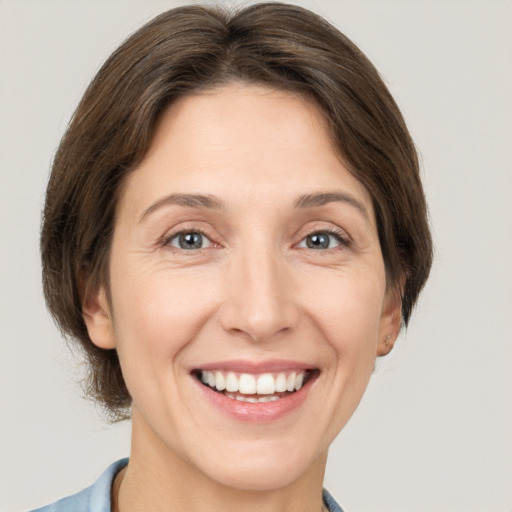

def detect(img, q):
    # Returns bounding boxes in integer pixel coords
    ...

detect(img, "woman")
[35,3,432,511]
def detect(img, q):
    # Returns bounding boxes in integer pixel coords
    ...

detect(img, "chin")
[191,437,326,492]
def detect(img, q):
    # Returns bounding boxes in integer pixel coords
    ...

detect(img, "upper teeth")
[200,370,307,395]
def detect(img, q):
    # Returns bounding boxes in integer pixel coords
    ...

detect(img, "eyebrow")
[294,192,369,220]
[139,193,223,222]
[139,190,369,222]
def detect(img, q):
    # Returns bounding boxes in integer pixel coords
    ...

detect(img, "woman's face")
[85,83,400,491]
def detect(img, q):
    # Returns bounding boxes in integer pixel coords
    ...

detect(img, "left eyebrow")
[139,193,223,223]
[294,191,370,221]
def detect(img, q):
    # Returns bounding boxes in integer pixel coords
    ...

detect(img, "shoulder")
[323,488,345,512]
[29,459,128,512]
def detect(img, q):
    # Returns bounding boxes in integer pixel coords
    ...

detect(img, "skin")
[84,82,401,512]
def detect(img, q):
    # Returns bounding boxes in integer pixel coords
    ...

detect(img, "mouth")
[192,369,318,404]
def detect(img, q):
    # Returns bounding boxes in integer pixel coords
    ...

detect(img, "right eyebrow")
[139,193,223,223]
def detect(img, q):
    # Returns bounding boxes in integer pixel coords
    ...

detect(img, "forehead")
[148,83,333,162]
[119,83,374,217]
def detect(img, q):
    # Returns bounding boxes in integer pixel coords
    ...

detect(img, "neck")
[116,411,328,512]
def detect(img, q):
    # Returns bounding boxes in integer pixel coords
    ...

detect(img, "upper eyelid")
[158,221,352,247]
[162,228,213,245]
[159,219,218,240]
[296,229,351,249]
[294,223,352,243]
[165,231,214,253]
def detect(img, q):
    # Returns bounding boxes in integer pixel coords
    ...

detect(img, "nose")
[219,243,299,343]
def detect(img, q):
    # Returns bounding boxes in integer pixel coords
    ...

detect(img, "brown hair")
[41,2,433,418]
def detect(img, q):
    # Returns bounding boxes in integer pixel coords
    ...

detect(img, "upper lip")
[192,359,317,374]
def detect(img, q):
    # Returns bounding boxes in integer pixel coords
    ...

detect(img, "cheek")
[293,271,386,444]
[305,269,386,354]
[110,264,219,361]
[108,272,207,414]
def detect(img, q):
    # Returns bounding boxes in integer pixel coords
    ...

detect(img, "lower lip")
[194,374,317,423]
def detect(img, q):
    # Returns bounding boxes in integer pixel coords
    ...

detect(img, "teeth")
[225,372,238,392]
[286,372,296,392]
[229,394,281,403]
[214,371,226,391]
[199,369,309,396]
[239,374,256,394]
[256,373,275,394]
[294,372,304,391]
[275,373,287,392]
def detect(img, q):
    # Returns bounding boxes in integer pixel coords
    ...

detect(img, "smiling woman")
[35,3,432,512]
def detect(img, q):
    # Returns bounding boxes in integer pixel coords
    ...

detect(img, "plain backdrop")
[1,1,511,511]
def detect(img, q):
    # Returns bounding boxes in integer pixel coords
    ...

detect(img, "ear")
[376,287,402,357]
[82,286,116,349]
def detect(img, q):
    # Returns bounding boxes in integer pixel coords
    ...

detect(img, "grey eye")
[169,232,211,250]
[299,232,342,250]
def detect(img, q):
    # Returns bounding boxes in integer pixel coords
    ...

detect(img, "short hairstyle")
[41,2,433,418]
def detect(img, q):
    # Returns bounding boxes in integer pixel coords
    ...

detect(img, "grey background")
[1,1,511,511]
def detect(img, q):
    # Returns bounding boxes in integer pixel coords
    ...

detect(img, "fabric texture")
[29,458,344,512]
[29,459,128,512]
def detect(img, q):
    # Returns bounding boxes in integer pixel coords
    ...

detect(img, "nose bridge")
[221,233,297,342]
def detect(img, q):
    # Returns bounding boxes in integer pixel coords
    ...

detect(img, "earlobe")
[82,286,116,349]
[377,333,396,356]
[377,289,402,357]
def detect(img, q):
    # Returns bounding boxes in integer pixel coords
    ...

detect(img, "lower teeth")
[225,392,281,403]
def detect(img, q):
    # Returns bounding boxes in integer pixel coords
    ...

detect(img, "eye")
[298,231,346,250]
[167,231,212,250]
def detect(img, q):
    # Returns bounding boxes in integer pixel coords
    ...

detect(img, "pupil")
[307,233,329,249]
[179,233,202,249]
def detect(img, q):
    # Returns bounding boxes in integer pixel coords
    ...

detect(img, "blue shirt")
[30,459,344,512]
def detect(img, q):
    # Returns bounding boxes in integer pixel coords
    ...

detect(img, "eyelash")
[297,227,352,251]
[161,228,214,252]
[161,226,351,253]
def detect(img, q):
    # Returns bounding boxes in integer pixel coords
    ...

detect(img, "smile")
[194,369,316,403]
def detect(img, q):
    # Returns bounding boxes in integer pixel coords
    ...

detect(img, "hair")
[41,2,433,419]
